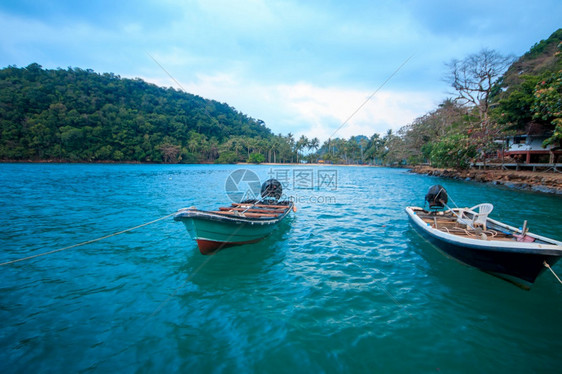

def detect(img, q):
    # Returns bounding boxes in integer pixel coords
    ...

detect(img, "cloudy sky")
[0,1,560,141]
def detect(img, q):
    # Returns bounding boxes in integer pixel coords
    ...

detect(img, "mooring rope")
[0,212,177,267]
[544,261,562,285]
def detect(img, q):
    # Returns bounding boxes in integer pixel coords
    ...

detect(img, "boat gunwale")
[174,201,294,224]
[405,206,562,255]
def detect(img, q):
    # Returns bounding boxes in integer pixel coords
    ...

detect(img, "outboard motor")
[261,179,283,202]
[425,185,448,210]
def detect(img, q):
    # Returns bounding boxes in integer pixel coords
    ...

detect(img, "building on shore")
[499,134,561,164]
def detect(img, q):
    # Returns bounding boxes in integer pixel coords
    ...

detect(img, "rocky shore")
[410,165,562,195]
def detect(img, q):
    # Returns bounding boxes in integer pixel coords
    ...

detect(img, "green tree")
[216,151,238,164]
[429,134,477,169]
[532,72,562,146]
[0,64,275,162]
[493,75,541,131]
[248,152,265,163]
[296,135,309,163]
[400,99,469,164]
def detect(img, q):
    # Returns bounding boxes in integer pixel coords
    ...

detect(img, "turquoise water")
[1,163,561,373]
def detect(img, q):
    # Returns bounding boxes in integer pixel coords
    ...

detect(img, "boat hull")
[406,207,562,289]
[175,202,293,254]
[183,216,283,254]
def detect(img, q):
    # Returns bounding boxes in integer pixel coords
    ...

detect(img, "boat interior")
[210,200,292,219]
[411,207,534,242]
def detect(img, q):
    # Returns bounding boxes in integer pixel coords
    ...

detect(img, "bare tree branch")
[445,49,514,124]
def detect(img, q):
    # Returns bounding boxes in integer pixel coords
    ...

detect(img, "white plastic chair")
[457,203,494,230]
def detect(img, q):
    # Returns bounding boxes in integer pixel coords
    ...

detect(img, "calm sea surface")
[1,163,561,373]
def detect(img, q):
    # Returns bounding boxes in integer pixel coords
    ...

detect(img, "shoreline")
[3,160,561,194]
[409,165,562,195]
[0,159,378,167]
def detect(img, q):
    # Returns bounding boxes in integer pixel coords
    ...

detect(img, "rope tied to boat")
[0,212,177,267]
[544,261,562,285]
[438,226,498,239]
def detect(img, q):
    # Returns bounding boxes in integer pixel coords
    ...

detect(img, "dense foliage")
[493,28,562,144]
[315,132,400,165]
[1,29,560,167]
[393,28,562,169]
[0,63,275,162]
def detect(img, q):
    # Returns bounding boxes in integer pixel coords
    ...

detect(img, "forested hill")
[0,63,272,162]
[492,28,562,134]
[500,28,562,90]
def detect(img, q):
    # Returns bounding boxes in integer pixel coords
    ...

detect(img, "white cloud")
[149,71,442,142]
[2,0,560,145]
[273,84,440,140]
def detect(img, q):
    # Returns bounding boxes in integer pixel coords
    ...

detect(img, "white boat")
[406,185,562,289]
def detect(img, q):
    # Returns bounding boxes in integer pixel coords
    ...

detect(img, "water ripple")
[1,164,561,373]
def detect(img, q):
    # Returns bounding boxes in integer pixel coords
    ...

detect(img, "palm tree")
[359,137,369,163]
[308,137,320,162]
[207,137,219,161]
[296,135,309,163]
[286,133,295,163]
